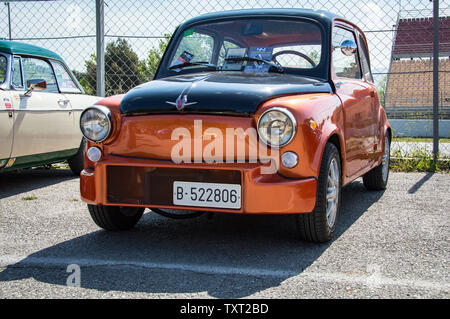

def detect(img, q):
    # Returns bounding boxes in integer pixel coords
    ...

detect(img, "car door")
[49,59,100,149]
[0,54,13,164]
[357,31,379,163]
[331,25,374,179]
[9,56,74,159]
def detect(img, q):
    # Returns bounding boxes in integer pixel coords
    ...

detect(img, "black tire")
[68,138,86,176]
[88,204,144,231]
[363,134,390,191]
[297,143,341,243]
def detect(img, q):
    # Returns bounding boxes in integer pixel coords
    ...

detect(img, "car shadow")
[0,179,384,298]
[0,168,76,199]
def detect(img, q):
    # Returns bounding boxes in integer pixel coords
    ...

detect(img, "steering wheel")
[272,50,317,68]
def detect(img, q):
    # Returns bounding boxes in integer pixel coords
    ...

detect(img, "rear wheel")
[88,204,144,230]
[297,143,341,243]
[363,133,390,191]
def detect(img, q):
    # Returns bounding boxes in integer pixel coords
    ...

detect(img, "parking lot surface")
[0,169,448,299]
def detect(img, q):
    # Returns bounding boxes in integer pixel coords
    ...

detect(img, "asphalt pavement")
[0,168,448,299]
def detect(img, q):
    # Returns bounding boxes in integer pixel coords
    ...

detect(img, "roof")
[178,8,343,29]
[0,40,64,61]
[392,16,450,58]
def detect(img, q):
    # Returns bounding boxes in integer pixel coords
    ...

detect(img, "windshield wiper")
[224,56,284,73]
[168,61,218,70]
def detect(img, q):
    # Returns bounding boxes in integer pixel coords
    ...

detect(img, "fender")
[94,94,124,112]
[315,125,347,181]
[373,106,392,167]
[83,94,125,169]
[256,93,344,179]
[380,107,392,139]
[92,94,125,145]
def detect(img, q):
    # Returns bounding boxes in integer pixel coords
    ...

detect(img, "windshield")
[163,18,323,76]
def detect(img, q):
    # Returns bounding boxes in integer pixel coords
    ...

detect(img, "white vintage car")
[0,40,100,174]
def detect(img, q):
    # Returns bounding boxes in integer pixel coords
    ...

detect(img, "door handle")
[8,111,12,118]
[58,99,70,104]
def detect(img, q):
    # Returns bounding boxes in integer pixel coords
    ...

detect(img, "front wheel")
[88,205,144,230]
[68,138,86,176]
[296,143,341,243]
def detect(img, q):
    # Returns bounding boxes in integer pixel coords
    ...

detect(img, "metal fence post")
[5,2,11,40]
[432,0,439,161]
[96,0,105,97]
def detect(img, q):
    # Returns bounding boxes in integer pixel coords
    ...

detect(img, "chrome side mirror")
[24,79,47,96]
[337,39,357,56]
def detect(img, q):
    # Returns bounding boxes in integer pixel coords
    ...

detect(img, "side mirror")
[24,79,47,96]
[337,39,357,56]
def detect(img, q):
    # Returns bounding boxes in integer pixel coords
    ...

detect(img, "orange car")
[79,9,391,242]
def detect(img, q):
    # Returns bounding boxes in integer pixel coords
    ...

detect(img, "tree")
[104,38,145,96]
[74,39,144,96]
[72,53,96,95]
[143,34,171,80]
[75,37,172,96]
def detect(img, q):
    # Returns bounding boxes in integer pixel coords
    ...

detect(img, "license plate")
[173,181,241,209]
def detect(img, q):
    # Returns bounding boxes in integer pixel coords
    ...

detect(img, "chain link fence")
[1,0,449,161]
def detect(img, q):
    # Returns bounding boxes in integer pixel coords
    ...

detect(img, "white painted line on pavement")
[1,254,448,292]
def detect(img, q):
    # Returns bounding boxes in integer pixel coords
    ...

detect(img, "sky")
[0,0,448,87]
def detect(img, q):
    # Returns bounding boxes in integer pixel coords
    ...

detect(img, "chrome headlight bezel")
[79,105,112,143]
[257,107,297,148]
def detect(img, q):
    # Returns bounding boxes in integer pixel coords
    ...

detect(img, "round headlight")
[257,108,296,147]
[80,106,112,143]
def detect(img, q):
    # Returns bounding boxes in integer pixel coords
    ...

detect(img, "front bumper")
[80,155,317,214]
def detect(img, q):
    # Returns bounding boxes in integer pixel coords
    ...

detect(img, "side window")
[358,34,374,83]
[22,57,58,93]
[0,55,7,83]
[332,27,361,79]
[50,60,81,93]
[12,56,23,88]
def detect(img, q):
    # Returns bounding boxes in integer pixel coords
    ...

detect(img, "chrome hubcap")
[326,158,339,228]
[382,136,390,182]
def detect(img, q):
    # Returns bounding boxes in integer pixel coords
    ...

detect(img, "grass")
[390,137,450,172]
[393,137,450,143]
[46,162,70,170]
[390,148,450,173]
[22,194,37,201]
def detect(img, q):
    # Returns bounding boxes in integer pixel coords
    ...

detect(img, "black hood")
[120,72,332,116]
